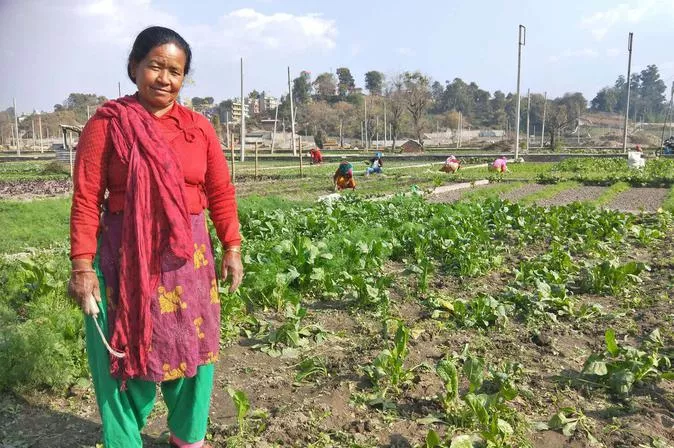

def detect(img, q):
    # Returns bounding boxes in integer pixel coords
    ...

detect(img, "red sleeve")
[70,117,111,260]
[201,119,241,248]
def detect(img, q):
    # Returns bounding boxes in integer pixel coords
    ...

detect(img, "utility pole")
[526,88,531,152]
[361,121,364,146]
[661,81,674,147]
[541,91,547,148]
[240,57,246,162]
[456,112,460,149]
[339,119,343,148]
[383,99,387,148]
[376,116,379,150]
[118,82,121,97]
[622,32,634,153]
[271,103,279,153]
[38,113,43,153]
[225,111,230,149]
[31,119,36,148]
[514,24,526,160]
[13,97,20,155]
[288,66,296,155]
[364,96,369,149]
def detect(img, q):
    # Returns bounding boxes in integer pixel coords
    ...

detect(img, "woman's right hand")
[68,259,102,316]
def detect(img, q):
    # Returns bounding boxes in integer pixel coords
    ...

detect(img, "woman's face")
[132,43,186,114]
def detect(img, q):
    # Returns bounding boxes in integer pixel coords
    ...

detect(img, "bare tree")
[386,75,405,150]
[403,71,431,147]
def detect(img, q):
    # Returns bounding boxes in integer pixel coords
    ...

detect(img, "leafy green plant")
[539,407,598,445]
[581,328,672,396]
[577,259,648,295]
[294,356,329,383]
[363,323,416,396]
[253,302,327,357]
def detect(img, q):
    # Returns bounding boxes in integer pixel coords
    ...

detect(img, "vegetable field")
[0,158,673,448]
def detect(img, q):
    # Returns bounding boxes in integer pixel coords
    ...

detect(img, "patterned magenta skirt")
[98,211,220,382]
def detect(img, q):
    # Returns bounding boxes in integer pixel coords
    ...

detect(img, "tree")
[313,73,337,101]
[336,67,356,97]
[365,71,385,96]
[544,93,587,148]
[402,71,432,147]
[385,76,405,150]
[591,87,619,113]
[293,71,312,105]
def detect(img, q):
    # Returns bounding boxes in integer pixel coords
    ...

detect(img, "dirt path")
[608,187,670,213]
[535,185,607,207]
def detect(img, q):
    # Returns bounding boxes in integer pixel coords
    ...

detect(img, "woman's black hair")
[127,26,192,83]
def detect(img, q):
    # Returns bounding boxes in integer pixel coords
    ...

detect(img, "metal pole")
[383,100,387,147]
[87,105,91,120]
[541,91,547,148]
[271,103,279,153]
[254,141,259,180]
[31,119,36,148]
[38,113,43,153]
[622,32,633,153]
[13,97,20,155]
[456,112,460,149]
[229,137,236,182]
[339,119,343,148]
[288,67,297,155]
[514,25,526,160]
[364,96,368,149]
[240,57,246,162]
[526,88,531,153]
[361,121,364,146]
[118,82,121,97]
[660,81,673,147]
[298,136,303,178]
[225,111,230,148]
[376,116,379,150]
[577,107,581,145]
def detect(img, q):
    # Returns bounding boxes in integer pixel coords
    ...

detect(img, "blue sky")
[2,0,674,114]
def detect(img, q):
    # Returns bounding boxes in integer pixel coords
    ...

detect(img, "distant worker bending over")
[490,155,508,173]
[440,155,460,173]
[334,159,356,191]
[309,147,323,164]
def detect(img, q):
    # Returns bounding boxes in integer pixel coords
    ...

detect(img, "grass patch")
[0,198,72,254]
[588,182,631,207]
[460,182,524,201]
[663,185,674,212]
[520,181,579,205]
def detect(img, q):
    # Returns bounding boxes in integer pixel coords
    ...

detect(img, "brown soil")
[535,186,607,207]
[427,184,491,203]
[0,179,72,200]
[499,183,546,202]
[608,187,670,213]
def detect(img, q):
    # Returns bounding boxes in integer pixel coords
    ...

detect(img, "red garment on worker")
[70,95,241,380]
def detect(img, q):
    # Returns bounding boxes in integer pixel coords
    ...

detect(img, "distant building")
[400,139,423,153]
[230,98,249,123]
[260,93,279,112]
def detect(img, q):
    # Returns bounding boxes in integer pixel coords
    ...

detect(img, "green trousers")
[86,259,214,448]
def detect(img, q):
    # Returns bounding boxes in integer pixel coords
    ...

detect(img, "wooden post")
[38,113,43,153]
[229,137,236,183]
[271,103,278,153]
[254,141,259,180]
[298,136,303,178]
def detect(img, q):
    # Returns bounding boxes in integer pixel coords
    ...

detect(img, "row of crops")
[2,193,672,446]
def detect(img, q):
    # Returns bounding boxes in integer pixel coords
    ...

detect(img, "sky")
[2,0,674,114]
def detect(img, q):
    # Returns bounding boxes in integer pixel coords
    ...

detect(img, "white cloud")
[580,0,673,40]
[73,1,337,55]
[548,48,598,63]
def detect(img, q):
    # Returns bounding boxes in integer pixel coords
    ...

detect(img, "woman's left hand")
[221,249,244,292]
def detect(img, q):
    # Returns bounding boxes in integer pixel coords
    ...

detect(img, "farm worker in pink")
[440,155,460,173]
[491,156,508,173]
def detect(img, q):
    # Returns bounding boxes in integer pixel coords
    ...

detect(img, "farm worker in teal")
[334,159,356,190]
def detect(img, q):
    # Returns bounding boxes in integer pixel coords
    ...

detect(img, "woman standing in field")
[68,26,242,448]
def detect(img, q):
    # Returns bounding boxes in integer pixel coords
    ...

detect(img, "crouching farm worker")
[440,155,460,173]
[366,152,384,176]
[489,155,508,173]
[334,159,356,190]
[309,147,323,164]
[68,26,243,448]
